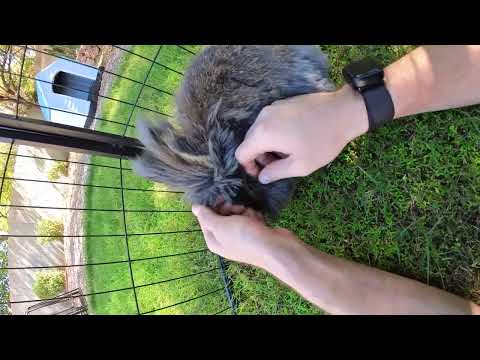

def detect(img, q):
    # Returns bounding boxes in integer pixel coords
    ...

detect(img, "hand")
[235,86,369,184]
[191,204,299,269]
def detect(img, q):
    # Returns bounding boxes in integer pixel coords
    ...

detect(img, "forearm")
[338,45,480,151]
[384,45,480,118]
[262,236,479,315]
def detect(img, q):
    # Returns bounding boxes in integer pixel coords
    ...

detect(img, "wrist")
[257,228,310,278]
[336,85,369,141]
[383,62,421,119]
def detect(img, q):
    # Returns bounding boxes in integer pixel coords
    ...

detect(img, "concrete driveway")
[7,145,70,314]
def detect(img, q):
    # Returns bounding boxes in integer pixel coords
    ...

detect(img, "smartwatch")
[342,58,395,131]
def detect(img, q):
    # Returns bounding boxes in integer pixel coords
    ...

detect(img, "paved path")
[7,145,70,314]
[7,46,127,314]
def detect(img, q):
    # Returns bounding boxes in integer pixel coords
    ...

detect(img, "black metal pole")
[0,113,144,158]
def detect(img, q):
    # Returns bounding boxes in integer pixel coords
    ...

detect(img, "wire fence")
[0,44,237,315]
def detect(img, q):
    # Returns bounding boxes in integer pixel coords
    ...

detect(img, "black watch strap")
[360,85,395,132]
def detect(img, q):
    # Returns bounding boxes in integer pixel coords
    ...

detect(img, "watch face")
[348,58,381,77]
[343,58,384,89]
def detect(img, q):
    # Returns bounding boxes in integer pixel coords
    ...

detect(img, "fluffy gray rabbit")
[133,45,335,216]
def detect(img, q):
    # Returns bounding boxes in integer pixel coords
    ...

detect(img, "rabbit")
[132,45,335,217]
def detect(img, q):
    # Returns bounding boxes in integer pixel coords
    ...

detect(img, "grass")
[229,45,480,314]
[85,45,229,315]
[85,45,480,315]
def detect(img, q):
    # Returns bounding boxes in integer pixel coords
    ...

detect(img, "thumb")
[192,205,222,231]
[258,157,297,184]
[235,139,264,177]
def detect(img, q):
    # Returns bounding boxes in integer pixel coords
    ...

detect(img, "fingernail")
[259,174,269,184]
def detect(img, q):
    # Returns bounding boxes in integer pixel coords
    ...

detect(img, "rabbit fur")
[133,45,335,216]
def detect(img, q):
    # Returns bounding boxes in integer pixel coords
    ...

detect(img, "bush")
[33,270,65,299]
[48,45,80,59]
[47,161,69,181]
[36,219,64,244]
[0,142,17,232]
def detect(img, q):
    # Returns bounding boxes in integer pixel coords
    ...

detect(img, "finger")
[272,151,289,159]
[258,157,298,184]
[198,223,222,255]
[255,153,279,168]
[230,204,246,214]
[218,203,232,216]
[192,205,223,231]
[202,229,221,254]
[212,196,225,209]
[244,208,261,220]
[255,152,291,172]
[218,203,246,216]
[195,212,224,255]
[238,157,260,178]
[249,209,265,223]
[235,131,269,178]
[254,211,265,223]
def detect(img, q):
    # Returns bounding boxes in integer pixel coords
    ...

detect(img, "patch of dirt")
[63,46,128,305]
[62,151,89,296]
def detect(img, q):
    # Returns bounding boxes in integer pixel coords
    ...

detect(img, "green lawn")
[85,45,480,315]
[85,45,229,315]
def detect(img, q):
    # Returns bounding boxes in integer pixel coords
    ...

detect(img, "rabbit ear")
[136,117,173,151]
[136,117,211,168]
[133,105,243,207]
[133,116,215,200]
[205,98,223,132]
[205,99,242,180]
[132,136,211,194]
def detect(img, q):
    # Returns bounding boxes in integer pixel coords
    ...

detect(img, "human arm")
[192,205,480,315]
[236,45,480,184]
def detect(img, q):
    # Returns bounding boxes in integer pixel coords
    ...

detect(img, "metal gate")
[0,45,236,315]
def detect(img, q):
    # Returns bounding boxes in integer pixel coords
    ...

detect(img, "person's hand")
[235,86,369,184]
[191,204,299,269]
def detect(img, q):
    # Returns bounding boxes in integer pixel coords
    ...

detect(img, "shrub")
[47,161,69,181]
[48,45,80,59]
[36,219,64,244]
[0,142,16,232]
[33,270,65,299]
